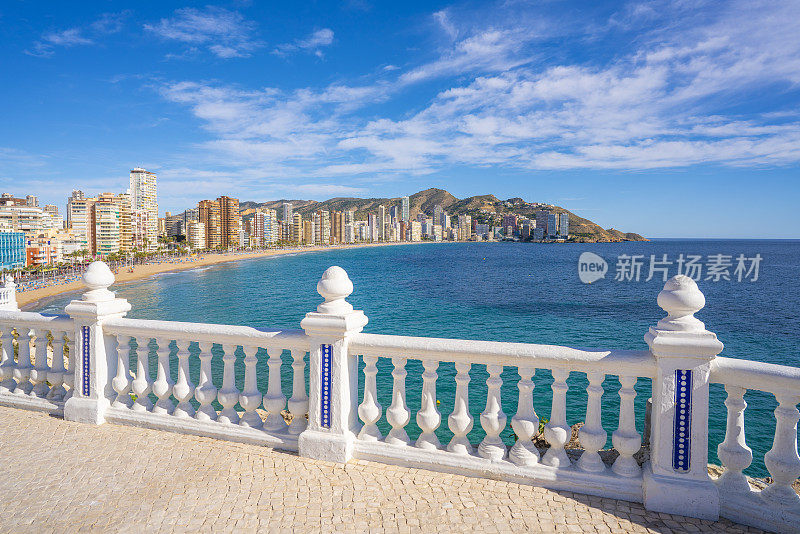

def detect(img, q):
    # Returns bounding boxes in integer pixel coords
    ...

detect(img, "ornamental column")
[298,266,368,463]
[643,275,723,520]
[64,261,131,424]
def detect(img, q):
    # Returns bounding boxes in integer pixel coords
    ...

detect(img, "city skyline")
[2,1,799,238]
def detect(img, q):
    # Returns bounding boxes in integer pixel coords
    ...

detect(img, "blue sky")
[1,0,798,238]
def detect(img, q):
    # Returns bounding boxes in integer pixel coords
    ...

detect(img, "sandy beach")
[18,241,415,311]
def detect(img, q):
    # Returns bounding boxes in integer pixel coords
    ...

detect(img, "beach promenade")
[0,406,760,533]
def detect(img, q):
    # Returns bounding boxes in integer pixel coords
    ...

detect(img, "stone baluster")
[0,327,17,393]
[478,364,507,460]
[263,347,286,431]
[30,328,51,397]
[447,362,474,455]
[357,354,382,440]
[578,371,607,472]
[287,349,308,435]
[63,333,75,399]
[46,331,67,401]
[239,345,263,428]
[173,340,195,418]
[761,393,800,507]
[715,385,752,493]
[131,337,153,412]
[194,341,217,421]
[510,366,539,466]
[416,359,442,449]
[13,328,34,395]
[612,375,642,477]
[385,356,411,446]
[111,335,133,408]
[217,343,240,424]
[152,338,174,414]
[543,368,571,467]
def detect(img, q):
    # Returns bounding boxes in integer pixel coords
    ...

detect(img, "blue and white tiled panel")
[672,369,692,472]
[320,344,332,429]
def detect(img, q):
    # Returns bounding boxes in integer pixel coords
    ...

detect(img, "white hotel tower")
[129,167,158,250]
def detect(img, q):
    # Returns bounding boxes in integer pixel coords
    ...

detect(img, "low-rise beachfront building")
[25,236,62,266]
[0,231,25,270]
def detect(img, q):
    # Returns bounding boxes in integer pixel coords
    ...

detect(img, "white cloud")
[26,12,129,57]
[144,7,262,58]
[273,28,334,57]
[155,0,800,191]
[433,10,458,40]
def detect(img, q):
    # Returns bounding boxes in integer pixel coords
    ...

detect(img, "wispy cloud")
[273,28,334,58]
[26,12,129,57]
[155,0,800,191]
[144,7,262,59]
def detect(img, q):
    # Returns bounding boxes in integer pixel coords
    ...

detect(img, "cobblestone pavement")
[0,407,763,533]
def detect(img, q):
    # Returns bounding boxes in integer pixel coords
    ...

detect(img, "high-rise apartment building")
[0,231,25,269]
[314,210,330,245]
[558,213,569,238]
[547,213,558,238]
[282,203,293,223]
[66,190,85,229]
[292,212,303,243]
[378,205,386,242]
[187,221,206,249]
[303,219,315,244]
[401,196,410,222]
[331,211,344,244]
[26,195,39,207]
[90,193,121,257]
[129,168,158,250]
[218,196,241,249]
[198,200,222,249]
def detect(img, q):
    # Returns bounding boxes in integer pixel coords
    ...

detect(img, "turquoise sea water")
[38,240,800,477]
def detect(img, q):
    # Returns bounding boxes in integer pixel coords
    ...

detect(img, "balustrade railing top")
[0,261,795,533]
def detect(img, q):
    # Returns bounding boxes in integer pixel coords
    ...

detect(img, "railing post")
[0,275,19,311]
[64,262,131,424]
[643,275,723,520]
[299,266,368,463]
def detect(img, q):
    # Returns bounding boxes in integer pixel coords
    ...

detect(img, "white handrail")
[710,356,800,396]
[348,332,656,376]
[102,317,309,351]
[0,310,73,331]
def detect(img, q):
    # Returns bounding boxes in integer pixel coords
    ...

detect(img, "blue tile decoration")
[320,344,332,429]
[81,326,90,397]
[673,369,692,472]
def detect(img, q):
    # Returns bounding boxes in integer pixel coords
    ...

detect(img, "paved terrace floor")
[0,407,763,533]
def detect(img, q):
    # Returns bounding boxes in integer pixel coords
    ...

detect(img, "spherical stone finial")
[82,261,116,302]
[656,275,706,332]
[316,266,354,314]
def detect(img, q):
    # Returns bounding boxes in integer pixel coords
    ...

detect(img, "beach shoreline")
[19,241,423,311]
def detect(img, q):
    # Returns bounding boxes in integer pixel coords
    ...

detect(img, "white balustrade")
[63,333,75,400]
[385,356,411,446]
[416,359,441,450]
[478,364,507,460]
[578,371,607,472]
[287,348,308,435]
[194,341,217,421]
[262,347,286,431]
[111,335,133,408]
[611,375,641,477]
[131,337,153,412]
[173,340,195,418]
[30,328,51,397]
[217,343,240,425]
[13,328,34,396]
[716,385,752,493]
[542,368,571,467]
[357,354,382,440]
[239,345,263,428]
[509,366,539,466]
[447,362,473,455]
[46,331,67,401]
[152,337,174,414]
[761,393,800,507]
